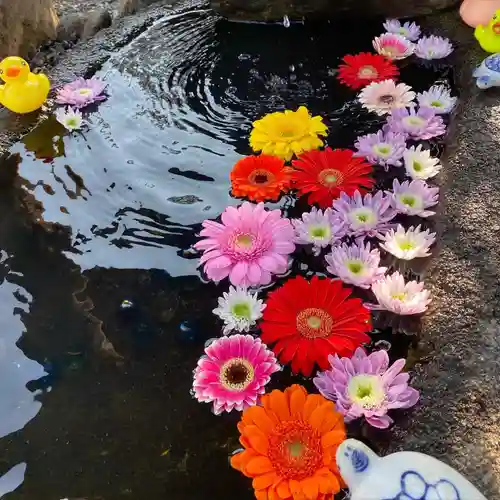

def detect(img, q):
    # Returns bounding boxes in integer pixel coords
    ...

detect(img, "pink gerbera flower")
[313,347,419,428]
[192,334,280,414]
[194,202,295,287]
[55,78,107,108]
[373,33,414,60]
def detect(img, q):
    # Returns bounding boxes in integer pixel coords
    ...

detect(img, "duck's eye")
[21,61,26,66]
[0,69,3,75]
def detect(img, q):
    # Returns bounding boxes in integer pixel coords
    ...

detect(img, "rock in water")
[82,9,112,40]
[336,439,487,500]
[211,0,457,21]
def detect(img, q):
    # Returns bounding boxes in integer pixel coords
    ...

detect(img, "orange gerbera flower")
[230,155,293,202]
[231,384,346,500]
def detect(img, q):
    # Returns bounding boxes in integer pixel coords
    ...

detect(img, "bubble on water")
[119,299,135,310]
[204,337,218,349]
[283,15,290,28]
[289,64,295,72]
[374,340,392,351]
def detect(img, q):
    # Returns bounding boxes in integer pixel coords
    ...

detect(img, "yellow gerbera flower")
[249,106,328,161]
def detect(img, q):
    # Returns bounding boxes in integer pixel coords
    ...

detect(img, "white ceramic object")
[473,53,500,89]
[336,438,488,500]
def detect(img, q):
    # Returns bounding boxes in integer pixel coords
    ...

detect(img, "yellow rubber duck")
[0,56,50,114]
[475,9,500,53]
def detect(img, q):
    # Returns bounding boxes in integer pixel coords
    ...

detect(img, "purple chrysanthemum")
[354,127,406,170]
[332,190,397,240]
[383,19,421,42]
[325,241,386,289]
[414,35,453,60]
[55,78,107,108]
[389,179,439,217]
[313,347,420,429]
[386,107,446,140]
[292,207,346,256]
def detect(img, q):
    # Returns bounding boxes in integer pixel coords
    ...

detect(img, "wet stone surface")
[0,3,478,500]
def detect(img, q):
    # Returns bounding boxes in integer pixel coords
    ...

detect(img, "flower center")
[348,374,385,409]
[357,65,378,79]
[379,94,395,105]
[235,234,254,249]
[399,240,416,251]
[308,224,331,241]
[318,168,343,187]
[296,307,333,339]
[412,161,423,172]
[219,358,254,391]
[383,46,400,57]
[350,208,376,226]
[374,144,391,157]
[231,302,251,319]
[398,28,409,37]
[66,118,78,128]
[248,169,274,185]
[267,421,323,481]
[430,100,442,107]
[78,88,92,96]
[404,116,425,128]
[400,194,419,208]
[391,292,407,301]
[347,260,364,275]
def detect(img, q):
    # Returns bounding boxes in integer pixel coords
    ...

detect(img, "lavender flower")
[415,35,453,60]
[383,19,421,41]
[379,224,436,260]
[56,78,107,108]
[366,271,431,315]
[292,207,346,256]
[417,85,457,114]
[325,242,386,289]
[332,190,397,240]
[354,127,406,170]
[389,179,439,217]
[386,107,446,140]
[313,347,420,428]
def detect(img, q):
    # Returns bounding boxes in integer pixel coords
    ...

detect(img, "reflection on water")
[0,5,454,499]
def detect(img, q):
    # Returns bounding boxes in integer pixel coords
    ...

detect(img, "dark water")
[0,6,454,499]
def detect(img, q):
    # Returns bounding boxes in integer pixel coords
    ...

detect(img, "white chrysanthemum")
[417,85,457,114]
[383,19,421,41]
[368,272,431,315]
[358,79,416,116]
[403,145,442,180]
[55,107,84,131]
[213,286,265,335]
[379,224,436,260]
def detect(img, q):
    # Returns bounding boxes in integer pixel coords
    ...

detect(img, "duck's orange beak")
[6,66,20,78]
[493,22,500,34]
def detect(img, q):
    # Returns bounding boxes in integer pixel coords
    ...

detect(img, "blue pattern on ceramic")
[344,445,370,474]
[485,53,500,71]
[474,53,500,89]
[384,470,461,500]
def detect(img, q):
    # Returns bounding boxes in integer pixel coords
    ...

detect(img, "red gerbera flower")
[260,276,371,376]
[337,52,399,89]
[291,147,374,208]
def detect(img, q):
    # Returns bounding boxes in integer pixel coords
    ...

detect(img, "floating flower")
[417,84,457,114]
[414,35,453,60]
[291,147,374,208]
[379,224,436,260]
[367,272,431,315]
[403,145,442,180]
[332,190,397,240]
[389,179,439,218]
[230,155,292,202]
[313,347,420,428]
[325,242,386,289]
[260,276,371,376]
[386,107,446,140]
[358,79,415,116]
[383,19,421,42]
[231,384,346,499]
[55,107,84,131]
[337,52,399,89]
[55,77,107,108]
[213,286,266,335]
[292,207,346,256]
[354,127,406,170]
[192,334,280,414]
[194,202,295,287]
[249,106,328,161]
[372,33,415,60]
